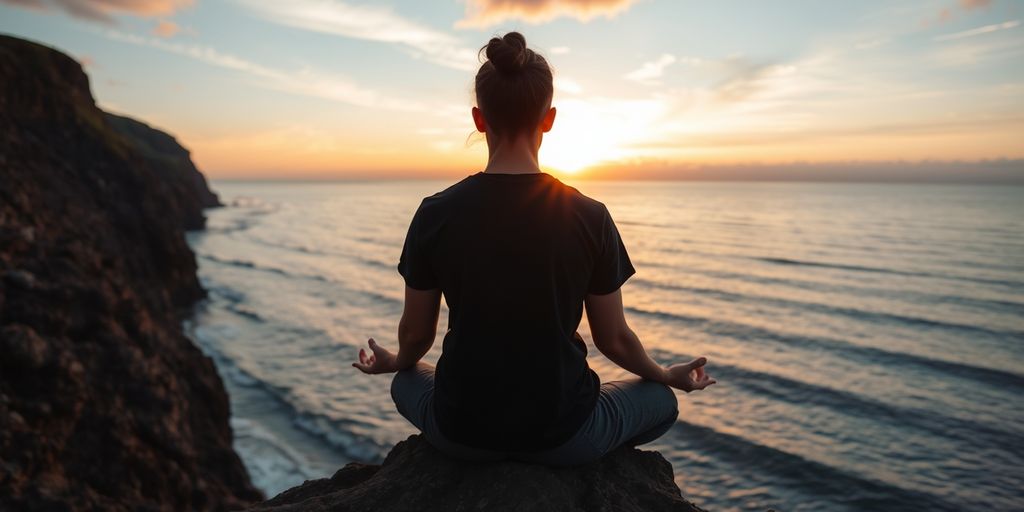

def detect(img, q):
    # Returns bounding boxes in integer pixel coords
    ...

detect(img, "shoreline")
[184,312,352,497]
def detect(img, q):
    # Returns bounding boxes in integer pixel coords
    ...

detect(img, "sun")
[540,105,621,174]
[538,97,657,175]
[541,141,600,174]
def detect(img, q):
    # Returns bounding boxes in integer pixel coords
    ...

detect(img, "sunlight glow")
[541,97,666,174]
[6,0,1020,178]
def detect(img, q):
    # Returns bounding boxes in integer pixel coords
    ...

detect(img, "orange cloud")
[933,0,993,24]
[152,19,180,38]
[457,0,638,28]
[0,0,193,23]
[959,0,992,9]
[0,0,44,10]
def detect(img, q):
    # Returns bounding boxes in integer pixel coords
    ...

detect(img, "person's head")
[472,32,556,146]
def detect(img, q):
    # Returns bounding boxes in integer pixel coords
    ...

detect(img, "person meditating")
[352,32,716,465]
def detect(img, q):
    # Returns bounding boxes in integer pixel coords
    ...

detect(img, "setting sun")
[541,97,663,174]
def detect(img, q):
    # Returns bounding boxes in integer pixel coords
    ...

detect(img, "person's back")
[406,172,629,450]
[353,32,716,466]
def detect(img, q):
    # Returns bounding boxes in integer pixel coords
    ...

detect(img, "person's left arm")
[352,286,441,374]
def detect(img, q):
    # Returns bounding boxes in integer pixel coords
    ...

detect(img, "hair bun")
[486,32,532,74]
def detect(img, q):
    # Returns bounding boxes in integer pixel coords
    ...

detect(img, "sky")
[1,0,1023,180]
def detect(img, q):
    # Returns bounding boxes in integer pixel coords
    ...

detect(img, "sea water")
[185,179,1024,511]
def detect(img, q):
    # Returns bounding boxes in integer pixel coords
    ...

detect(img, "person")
[352,32,716,465]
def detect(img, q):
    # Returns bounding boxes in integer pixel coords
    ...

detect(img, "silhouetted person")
[353,32,715,464]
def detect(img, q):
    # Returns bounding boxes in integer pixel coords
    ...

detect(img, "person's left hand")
[352,338,399,374]
[664,357,716,392]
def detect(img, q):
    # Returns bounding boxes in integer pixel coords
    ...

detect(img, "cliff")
[104,112,221,230]
[0,34,260,510]
[250,435,708,512]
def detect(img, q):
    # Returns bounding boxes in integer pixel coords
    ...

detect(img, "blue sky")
[1,0,1022,178]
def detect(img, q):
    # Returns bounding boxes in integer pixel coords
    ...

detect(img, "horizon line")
[204,158,1024,185]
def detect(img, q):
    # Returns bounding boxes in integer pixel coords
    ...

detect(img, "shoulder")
[413,174,479,221]
[420,174,471,205]
[549,177,610,219]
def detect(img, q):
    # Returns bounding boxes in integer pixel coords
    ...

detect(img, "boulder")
[251,435,707,512]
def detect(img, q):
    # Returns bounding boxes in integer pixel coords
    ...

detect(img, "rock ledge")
[250,435,707,512]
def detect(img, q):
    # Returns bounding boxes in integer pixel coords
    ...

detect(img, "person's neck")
[482,134,541,175]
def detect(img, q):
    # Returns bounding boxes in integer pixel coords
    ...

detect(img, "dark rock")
[0,34,260,510]
[3,269,35,289]
[250,435,708,512]
[105,112,222,229]
[0,324,51,369]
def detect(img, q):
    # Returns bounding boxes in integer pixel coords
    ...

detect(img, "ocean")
[184,179,1024,511]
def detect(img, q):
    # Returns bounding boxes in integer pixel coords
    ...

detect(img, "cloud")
[959,0,992,10]
[1,0,193,23]
[933,0,993,25]
[929,31,1024,66]
[554,76,582,94]
[646,116,1024,148]
[711,57,782,102]
[549,46,571,55]
[457,0,638,28]
[934,20,1020,41]
[0,0,44,9]
[234,0,478,71]
[855,37,891,50]
[582,159,1024,184]
[103,30,424,111]
[624,54,675,85]
[152,19,180,38]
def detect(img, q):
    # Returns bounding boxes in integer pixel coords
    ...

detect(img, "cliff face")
[104,112,221,230]
[0,34,260,510]
[251,435,708,512]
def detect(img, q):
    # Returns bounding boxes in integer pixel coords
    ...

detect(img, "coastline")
[184,313,353,497]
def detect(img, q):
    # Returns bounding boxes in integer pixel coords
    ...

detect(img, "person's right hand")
[664,357,716,392]
[352,338,399,375]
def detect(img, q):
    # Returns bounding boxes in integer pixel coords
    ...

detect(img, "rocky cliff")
[0,34,260,510]
[250,435,708,512]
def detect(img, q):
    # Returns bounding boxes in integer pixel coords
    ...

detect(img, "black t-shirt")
[397,171,635,451]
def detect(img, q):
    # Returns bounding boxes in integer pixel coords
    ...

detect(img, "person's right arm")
[585,288,716,392]
[353,285,441,375]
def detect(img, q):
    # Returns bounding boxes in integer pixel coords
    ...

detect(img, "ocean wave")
[628,305,1024,393]
[188,323,391,464]
[631,263,1024,318]
[629,276,1024,340]
[198,253,403,310]
[667,421,965,511]
[755,256,1024,289]
[242,234,394,272]
[197,253,332,283]
[648,347,1024,464]
[292,414,389,464]
[231,417,324,497]
[190,198,280,238]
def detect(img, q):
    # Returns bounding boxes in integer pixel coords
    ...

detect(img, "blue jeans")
[390,362,679,466]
